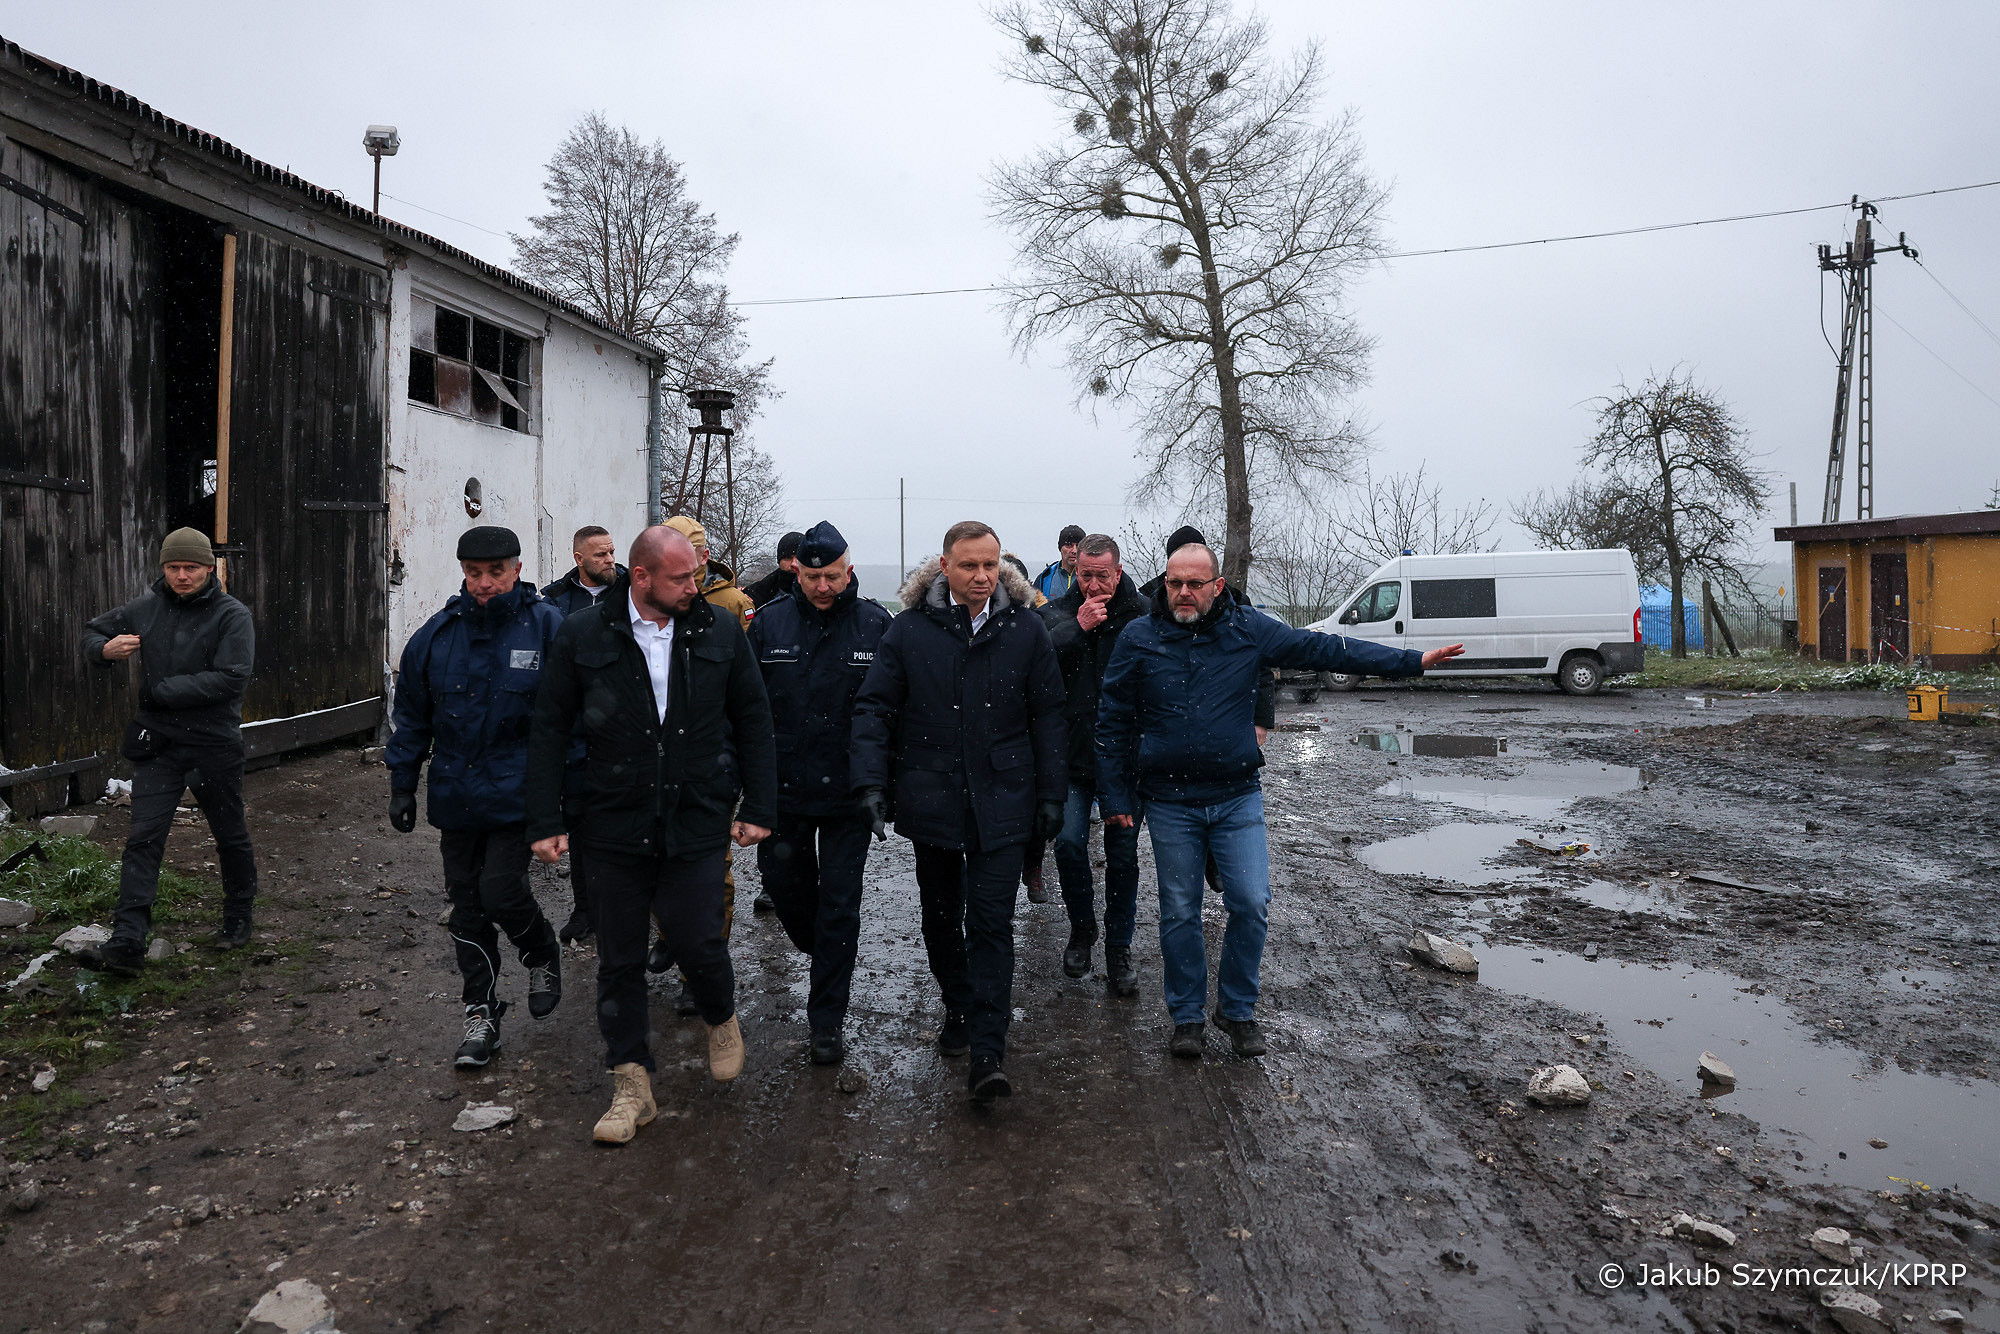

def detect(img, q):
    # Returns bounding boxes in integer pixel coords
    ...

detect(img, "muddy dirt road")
[3,685,1996,1332]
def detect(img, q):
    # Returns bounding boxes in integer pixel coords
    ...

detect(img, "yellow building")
[1774,510,2000,667]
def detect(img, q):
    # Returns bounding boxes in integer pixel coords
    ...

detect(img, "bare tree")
[1512,476,1667,581]
[511,113,778,528]
[990,0,1387,588]
[1579,371,1770,658]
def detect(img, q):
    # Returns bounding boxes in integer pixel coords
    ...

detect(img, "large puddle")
[1376,761,1644,818]
[1357,822,1542,887]
[1564,879,1694,920]
[1475,943,1996,1203]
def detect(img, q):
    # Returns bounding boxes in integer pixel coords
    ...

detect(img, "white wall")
[383,259,652,656]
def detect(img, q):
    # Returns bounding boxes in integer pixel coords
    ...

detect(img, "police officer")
[387,526,564,1069]
[540,524,623,942]
[746,522,891,1066]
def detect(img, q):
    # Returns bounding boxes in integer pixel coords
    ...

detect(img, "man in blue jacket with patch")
[1097,541,1462,1061]
[387,526,565,1069]
[747,521,892,1067]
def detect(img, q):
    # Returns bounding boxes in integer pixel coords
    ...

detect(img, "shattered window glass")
[407,294,536,434]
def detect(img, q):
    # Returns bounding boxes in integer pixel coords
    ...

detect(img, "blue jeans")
[1051,780,1139,949]
[1146,789,1271,1025]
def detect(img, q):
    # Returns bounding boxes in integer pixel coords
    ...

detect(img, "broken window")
[407,295,536,433]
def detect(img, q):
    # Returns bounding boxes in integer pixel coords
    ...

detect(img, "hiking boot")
[936,1012,971,1058]
[969,1059,1012,1104]
[1105,945,1139,998]
[752,891,775,915]
[526,955,562,1020]
[558,908,593,944]
[454,1005,501,1069]
[674,979,700,1017]
[1061,926,1097,979]
[213,918,253,950]
[1214,1015,1268,1057]
[809,1029,844,1066]
[1024,862,1049,904]
[592,1062,656,1145]
[645,935,673,974]
[78,940,145,978]
[1169,1022,1205,1060]
[707,1014,744,1082]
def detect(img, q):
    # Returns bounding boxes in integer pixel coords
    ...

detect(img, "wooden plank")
[0,755,101,790]
[214,230,237,590]
[241,696,383,760]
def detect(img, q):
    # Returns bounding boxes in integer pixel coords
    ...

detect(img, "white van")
[1306,550,1643,695]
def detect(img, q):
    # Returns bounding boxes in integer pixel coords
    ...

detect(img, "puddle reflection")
[1359,822,1542,887]
[1377,762,1644,818]
[1353,728,1507,757]
[1564,879,1693,921]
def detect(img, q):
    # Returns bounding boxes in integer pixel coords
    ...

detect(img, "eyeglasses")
[1162,576,1222,593]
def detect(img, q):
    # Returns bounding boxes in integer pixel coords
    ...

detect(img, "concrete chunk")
[239,1278,339,1334]
[1671,1212,1737,1248]
[1820,1288,1886,1332]
[1698,1052,1736,1087]
[0,898,35,928]
[1407,930,1479,974]
[1526,1064,1591,1106]
[1811,1225,1857,1262]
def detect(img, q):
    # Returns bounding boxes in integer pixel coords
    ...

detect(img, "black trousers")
[592,846,733,1071]
[113,740,258,947]
[439,824,558,1011]
[562,796,593,923]
[757,811,872,1032]
[912,840,1027,1065]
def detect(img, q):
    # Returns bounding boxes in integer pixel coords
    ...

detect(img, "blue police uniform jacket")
[747,576,893,817]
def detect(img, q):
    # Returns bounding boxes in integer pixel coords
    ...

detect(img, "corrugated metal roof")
[0,33,661,361]
[1774,510,2000,543]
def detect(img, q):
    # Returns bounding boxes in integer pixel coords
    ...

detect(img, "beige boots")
[707,1014,744,1082]
[592,1063,657,1145]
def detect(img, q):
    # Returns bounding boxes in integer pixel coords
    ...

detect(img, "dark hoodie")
[84,575,255,747]
[1039,573,1149,785]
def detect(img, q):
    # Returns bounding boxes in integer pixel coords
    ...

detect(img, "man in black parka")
[538,523,624,943]
[851,520,1066,1104]
[526,525,777,1146]
[746,521,891,1067]
[1039,533,1150,996]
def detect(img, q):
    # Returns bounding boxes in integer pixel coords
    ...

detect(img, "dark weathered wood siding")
[0,136,164,809]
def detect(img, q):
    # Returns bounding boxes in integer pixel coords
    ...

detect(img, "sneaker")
[1214,1015,1268,1057]
[592,1062,656,1145]
[969,1059,1012,1104]
[558,908,593,944]
[78,940,145,978]
[1061,926,1097,979]
[1105,945,1139,998]
[809,1029,844,1066]
[526,956,562,1020]
[707,1014,745,1082]
[213,918,253,950]
[645,936,673,975]
[1169,1022,1205,1060]
[1024,862,1050,904]
[936,1012,971,1058]
[454,1005,501,1069]
[752,891,775,915]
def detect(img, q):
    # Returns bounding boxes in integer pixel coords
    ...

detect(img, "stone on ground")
[1407,930,1479,974]
[1820,1288,1886,1332]
[0,898,35,928]
[1671,1212,1737,1248]
[53,924,109,954]
[1525,1064,1591,1106]
[238,1278,339,1334]
[1697,1051,1736,1086]
[1811,1225,1857,1262]
[452,1102,515,1133]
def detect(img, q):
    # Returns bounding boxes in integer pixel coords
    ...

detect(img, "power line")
[1913,258,2000,354]
[1876,301,2000,413]
[380,191,515,240]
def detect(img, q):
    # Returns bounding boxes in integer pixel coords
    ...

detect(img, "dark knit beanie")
[159,528,215,566]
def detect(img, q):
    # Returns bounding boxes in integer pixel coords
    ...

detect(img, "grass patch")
[1627,649,2000,694]
[0,827,228,1147]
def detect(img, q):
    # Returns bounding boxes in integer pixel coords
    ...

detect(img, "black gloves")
[1034,799,1065,845]
[388,790,418,834]
[858,787,890,841]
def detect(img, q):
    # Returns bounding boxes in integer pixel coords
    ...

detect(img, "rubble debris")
[1406,931,1479,975]
[1525,1065,1591,1106]
[451,1102,516,1133]
[1868,1137,1888,1149]
[146,937,174,962]
[9,1178,43,1212]
[0,840,49,876]
[1932,1310,1966,1326]
[1516,837,1590,856]
[238,1278,341,1334]
[31,1065,56,1093]
[0,897,36,927]
[1697,1052,1736,1087]
[39,814,97,838]
[6,950,58,993]
[835,1067,869,1095]
[1810,1226,1858,1262]
[53,924,110,954]
[1671,1213,1736,1248]
[1820,1288,1887,1332]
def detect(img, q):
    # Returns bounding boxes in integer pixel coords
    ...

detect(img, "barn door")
[225,234,388,724]
[1869,552,1908,663]
[1817,567,1848,662]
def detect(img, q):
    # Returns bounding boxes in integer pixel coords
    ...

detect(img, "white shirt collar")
[629,593,671,632]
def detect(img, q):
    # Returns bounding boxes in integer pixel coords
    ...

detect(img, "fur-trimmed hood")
[897,554,1036,616]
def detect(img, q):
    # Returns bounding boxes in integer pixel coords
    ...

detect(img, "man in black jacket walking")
[741,530,804,610]
[538,524,624,942]
[1039,534,1149,996]
[747,521,891,1066]
[80,528,258,974]
[852,520,1066,1103]
[527,525,777,1145]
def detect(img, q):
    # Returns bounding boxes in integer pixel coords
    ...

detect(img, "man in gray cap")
[385,525,566,1068]
[80,528,259,974]
[745,521,892,1065]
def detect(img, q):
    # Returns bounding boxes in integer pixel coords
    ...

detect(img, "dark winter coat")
[526,580,777,859]
[385,581,566,830]
[1039,573,1149,786]
[742,566,796,610]
[1135,576,1279,730]
[748,576,893,817]
[84,575,255,748]
[850,557,1066,851]
[1097,587,1426,813]
[539,565,626,618]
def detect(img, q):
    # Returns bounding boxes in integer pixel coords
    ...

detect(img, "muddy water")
[1357,822,1542,886]
[1563,878,1694,920]
[1375,761,1645,818]
[1474,943,1997,1202]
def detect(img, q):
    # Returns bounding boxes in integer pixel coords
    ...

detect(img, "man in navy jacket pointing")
[1097,541,1462,1060]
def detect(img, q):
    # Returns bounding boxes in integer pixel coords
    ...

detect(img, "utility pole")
[898,477,906,578]
[1818,200,1917,523]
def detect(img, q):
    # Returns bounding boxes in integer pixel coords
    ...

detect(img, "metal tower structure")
[1817,200,1916,522]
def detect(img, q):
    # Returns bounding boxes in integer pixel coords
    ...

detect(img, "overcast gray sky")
[12,2,1999,582]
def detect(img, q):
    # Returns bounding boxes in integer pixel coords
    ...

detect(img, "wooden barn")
[0,36,661,815]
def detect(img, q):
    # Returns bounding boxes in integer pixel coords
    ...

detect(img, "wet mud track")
[2,686,1996,1331]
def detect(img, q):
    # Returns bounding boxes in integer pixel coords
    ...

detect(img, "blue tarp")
[1638,584,1702,649]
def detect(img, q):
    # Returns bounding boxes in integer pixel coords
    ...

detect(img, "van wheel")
[1321,672,1360,693]
[1556,652,1604,696]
